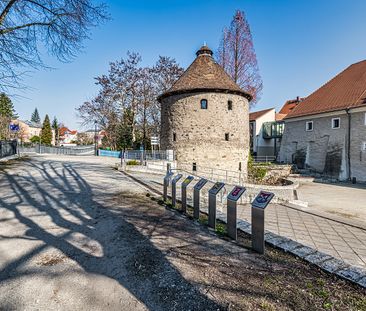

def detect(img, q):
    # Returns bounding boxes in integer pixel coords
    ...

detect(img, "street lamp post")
[94,120,98,156]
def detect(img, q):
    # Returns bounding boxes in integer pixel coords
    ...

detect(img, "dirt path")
[0,155,365,310]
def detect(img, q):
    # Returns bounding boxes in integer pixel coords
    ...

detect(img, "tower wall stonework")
[161,92,249,178]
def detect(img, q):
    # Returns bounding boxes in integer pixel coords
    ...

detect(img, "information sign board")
[252,191,274,209]
[208,182,225,195]
[227,186,246,202]
[182,175,194,186]
[194,178,208,190]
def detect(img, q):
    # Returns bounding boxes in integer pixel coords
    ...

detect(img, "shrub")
[248,154,268,182]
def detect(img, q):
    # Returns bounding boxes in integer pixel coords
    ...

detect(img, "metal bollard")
[208,182,225,228]
[171,174,183,208]
[251,191,274,254]
[181,176,194,213]
[163,171,174,201]
[193,178,208,219]
[226,186,246,240]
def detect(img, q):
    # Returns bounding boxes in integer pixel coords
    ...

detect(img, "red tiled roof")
[158,45,252,102]
[59,127,70,136]
[279,97,304,115]
[286,60,366,119]
[249,108,274,121]
[275,113,287,121]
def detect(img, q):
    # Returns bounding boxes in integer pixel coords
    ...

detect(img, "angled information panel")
[182,175,194,186]
[172,174,183,183]
[194,178,208,190]
[227,186,246,201]
[208,182,225,195]
[252,191,274,209]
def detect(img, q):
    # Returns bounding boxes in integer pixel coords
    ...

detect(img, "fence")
[0,140,17,159]
[98,149,174,161]
[19,145,95,155]
[253,156,276,163]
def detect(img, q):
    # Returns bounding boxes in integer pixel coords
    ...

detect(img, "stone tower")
[158,45,252,178]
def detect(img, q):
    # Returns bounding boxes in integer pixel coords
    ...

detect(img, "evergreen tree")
[0,93,17,139]
[117,108,134,151]
[40,114,52,145]
[0,93,17,118]
[52,116,59,145]
[31,108,41,124]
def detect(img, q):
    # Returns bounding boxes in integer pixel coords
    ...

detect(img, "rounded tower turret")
[158,45,252,178]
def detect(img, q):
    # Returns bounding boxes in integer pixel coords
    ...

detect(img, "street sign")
[9,123,19,132]
[209,182,225,195]
[252,190,275,254]
[181,176,194,213]
[252,191,274,209]
[227,186,246,240]
[227,186,246,202]
[194,178,208,190]
[151,136,159,146]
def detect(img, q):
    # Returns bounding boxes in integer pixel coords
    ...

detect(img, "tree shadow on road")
[0,157,224,310]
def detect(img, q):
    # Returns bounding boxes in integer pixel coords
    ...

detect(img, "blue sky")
[13,0,366,130]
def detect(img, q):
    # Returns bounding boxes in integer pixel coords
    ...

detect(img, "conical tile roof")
[158,45,252,102]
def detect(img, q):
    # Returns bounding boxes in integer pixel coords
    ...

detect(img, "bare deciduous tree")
[77,52,183,150]
[217,10,263,105]
[0,0,108,90]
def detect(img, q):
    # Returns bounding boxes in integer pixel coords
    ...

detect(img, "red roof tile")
[158,46,252,102]
[286,60,366,119]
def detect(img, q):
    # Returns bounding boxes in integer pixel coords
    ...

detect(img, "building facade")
[279,61,366,182]
[159,45,252,176]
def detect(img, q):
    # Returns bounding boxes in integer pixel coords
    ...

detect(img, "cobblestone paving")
[236,204,366,269]
[126,170,366,270]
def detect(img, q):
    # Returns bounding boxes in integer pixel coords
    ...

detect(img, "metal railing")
[19,145,95,155]
[253,156,276,163]
[0,140,17,159]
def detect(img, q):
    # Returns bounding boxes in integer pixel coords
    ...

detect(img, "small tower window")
[225,133,229,141]
[200,99,208,109]
[228,100,233,110]
[193,162,197,171]
[173,133,176,141]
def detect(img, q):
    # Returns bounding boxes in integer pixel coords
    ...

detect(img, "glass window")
[306,121,313,131]
[332,118,340,129]
[200,99,208,109]
[228,100,233,110]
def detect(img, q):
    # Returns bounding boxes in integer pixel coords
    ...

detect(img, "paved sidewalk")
[126,170,366,270]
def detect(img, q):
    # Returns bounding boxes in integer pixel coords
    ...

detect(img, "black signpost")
[163,171,174,201]
[193,178,208,219]
[226,186,246,240]
[171,174,183,208]
[181,175,194,213]
[251,191,275,254]
[208,182,225,228]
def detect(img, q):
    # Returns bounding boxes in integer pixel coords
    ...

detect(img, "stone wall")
[279,111,366,182]
[161,91,250,179]
[350,111,366,182]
